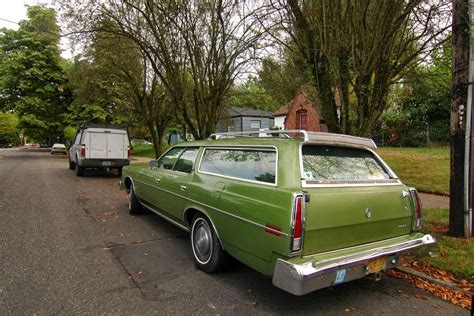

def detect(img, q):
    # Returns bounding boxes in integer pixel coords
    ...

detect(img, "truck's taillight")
[409,188,422,230]
[290,194,304,253]
[127,147,131,158]
[79,147,85,157]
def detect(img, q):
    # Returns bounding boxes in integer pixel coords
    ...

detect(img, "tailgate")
[303,185,413,255]
[107,132,127,159]
[300,144,413,255]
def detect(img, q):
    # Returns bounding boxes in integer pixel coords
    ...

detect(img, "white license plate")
[102,161,112,166]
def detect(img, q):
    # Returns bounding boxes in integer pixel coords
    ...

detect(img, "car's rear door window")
[302,145,390,182]
[199,148,277,184]
[173,147,200,173]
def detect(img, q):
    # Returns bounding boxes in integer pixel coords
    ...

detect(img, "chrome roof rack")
[209,130,377,149]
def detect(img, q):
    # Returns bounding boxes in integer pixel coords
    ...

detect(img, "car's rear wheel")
[75,162,85,177]
[69,159,75,170]
[191,214,226,273]
[128,185,143,215]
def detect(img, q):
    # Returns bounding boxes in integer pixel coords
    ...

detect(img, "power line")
[0,17,19,25]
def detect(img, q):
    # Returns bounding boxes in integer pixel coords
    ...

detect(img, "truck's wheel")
[75,163,85,177]
[128,185,143,215]
[117,167,123,177]
[191,214,227,273]
[69,160,75,170]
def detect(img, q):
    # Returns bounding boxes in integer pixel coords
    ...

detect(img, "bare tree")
[60,0,272,139]
[271,0,450,136]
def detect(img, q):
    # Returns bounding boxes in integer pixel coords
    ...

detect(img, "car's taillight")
[409,188,422,230]
[79,147,85,157]
[290,194,304,253]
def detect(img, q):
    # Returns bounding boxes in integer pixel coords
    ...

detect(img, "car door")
[158,147,201,222]
[137,147,185,209]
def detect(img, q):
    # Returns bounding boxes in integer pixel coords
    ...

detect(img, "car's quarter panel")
[191,172,295,276]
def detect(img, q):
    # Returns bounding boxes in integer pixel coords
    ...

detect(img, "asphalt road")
[0,148,467,315]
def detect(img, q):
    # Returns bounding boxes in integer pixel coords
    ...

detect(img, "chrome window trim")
[132,177,288,237]
[197,145,279,187]
[299,142,400,188]
[301,180,403,188]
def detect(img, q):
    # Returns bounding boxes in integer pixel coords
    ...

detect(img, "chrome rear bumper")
[272,233,435,296]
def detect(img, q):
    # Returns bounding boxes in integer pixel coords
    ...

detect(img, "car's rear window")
[199,148,277,184]
[302,145,390,182]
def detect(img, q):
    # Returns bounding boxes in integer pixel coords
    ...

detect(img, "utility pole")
[465,0,474,238]
[450,0,470,237]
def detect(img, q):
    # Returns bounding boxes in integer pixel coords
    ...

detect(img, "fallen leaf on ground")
[387,270,472,310]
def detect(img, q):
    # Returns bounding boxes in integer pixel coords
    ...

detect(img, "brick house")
[273,88,328,132]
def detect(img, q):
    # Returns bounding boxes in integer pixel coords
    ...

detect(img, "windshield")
[301,145,390,182]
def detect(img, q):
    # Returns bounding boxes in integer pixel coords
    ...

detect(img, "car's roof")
[53,143,66,147]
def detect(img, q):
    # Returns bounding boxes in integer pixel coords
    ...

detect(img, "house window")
[227,120,235,132]
[297,110,308,130]
[250,120,261,131]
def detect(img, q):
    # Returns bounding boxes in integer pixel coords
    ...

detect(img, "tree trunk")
[449,0,469,237]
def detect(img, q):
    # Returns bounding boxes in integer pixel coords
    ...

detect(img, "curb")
[395,266,473,297]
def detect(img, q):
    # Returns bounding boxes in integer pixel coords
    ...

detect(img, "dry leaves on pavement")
[386,269,472,310]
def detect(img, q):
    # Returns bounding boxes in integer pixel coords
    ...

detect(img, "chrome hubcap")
[193,220,212,263]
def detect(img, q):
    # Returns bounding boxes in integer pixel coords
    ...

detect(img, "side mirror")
[149,160,159,168]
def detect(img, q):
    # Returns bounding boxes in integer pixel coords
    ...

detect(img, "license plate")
[102,161,112,166]
[334,269,346,284]
[367,257,387,273]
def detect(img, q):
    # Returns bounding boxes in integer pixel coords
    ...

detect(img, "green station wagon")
[120,130,434,295]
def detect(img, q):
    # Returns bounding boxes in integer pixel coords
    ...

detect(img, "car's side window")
[158,147,185,170]
[173,147,200,173]
[199,147,277,184]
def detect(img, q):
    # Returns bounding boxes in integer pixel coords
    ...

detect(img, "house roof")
[273,103,290,116]
[273,88,325,121]
[224,106,274,118]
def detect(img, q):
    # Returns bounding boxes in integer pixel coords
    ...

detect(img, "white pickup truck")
[69,124,130,177]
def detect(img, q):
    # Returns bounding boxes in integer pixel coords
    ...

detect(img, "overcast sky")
[0,0,72,59]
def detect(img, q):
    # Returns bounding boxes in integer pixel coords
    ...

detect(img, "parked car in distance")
[30,143,40,148]
[69,123,130,177]
[51,143,67,155]
[119,130,434,296]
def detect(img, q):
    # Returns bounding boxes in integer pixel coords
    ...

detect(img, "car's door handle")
[180,185,187,191]
[155,178,161,184]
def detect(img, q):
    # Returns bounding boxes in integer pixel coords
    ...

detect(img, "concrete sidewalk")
[419,193,449,209]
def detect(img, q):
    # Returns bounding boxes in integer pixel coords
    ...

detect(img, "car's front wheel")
[191,214,226,273]
[69,159,75,170]
[128,185,144,215]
